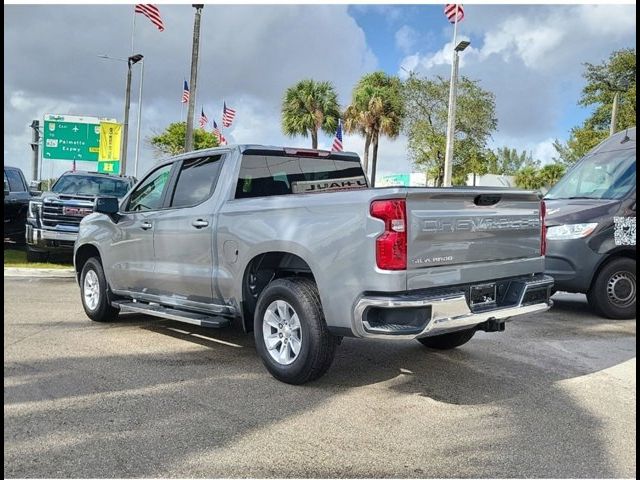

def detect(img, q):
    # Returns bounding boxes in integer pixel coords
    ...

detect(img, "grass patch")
[4,248,72,269]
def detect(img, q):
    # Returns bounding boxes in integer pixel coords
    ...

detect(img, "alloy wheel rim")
[262,300,302,365]
[83,270,100,311]
[607,271,636,307]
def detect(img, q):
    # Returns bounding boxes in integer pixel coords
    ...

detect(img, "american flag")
[444,4,464,23]
[135,4,165,32]
[331,120,343,152]
[212,121,226,145]
[181,80,189,104]
[222,101,236,127]
[199,108,209,129]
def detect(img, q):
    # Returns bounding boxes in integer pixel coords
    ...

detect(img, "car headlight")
[547,223,598,240]
[28,201,42,218]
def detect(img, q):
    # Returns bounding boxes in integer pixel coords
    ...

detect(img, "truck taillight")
[370,199,407,270]
[540,200,547,256]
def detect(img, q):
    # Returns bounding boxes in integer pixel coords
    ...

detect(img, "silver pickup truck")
[74,145,553,384]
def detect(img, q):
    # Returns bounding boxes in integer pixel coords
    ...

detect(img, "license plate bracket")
[470,283,497,307]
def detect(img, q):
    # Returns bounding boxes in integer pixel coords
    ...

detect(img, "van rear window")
[235,155,367,199]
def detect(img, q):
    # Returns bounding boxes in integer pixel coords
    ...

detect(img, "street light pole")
[185,4,204,152]
[121,54,144,176]
[443,40,470,187]
[134,59,145,177]
[121,60,133,174]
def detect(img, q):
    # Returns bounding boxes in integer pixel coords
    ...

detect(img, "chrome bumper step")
[113,301,231,328]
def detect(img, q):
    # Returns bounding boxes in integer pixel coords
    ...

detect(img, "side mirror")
[94,196,119,215]
[29,180,42,197]
[4,180,9,196]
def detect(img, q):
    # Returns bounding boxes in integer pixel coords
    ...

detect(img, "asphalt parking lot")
[4,277,636,478]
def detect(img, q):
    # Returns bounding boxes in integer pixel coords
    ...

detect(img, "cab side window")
[169,155,223,208]
[126,164,172,212]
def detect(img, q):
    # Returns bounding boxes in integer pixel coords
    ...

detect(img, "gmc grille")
[41,197,93,229]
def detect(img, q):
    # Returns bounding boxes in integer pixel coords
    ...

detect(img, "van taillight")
[540,200,547,256]
[370,199,407,270]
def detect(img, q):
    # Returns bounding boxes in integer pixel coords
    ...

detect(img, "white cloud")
[395,25,417,54]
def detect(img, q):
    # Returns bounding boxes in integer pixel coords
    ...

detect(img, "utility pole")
[185,4,204,152]
[443,40,469,187]
[29,120,40,181]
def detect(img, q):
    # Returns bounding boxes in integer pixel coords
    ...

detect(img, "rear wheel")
[254,278,339,384]
[587,257,636,319]
[417,328,476,350]
[80,257,119,322]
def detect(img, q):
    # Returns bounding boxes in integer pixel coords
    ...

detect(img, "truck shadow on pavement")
[4,301,636,478]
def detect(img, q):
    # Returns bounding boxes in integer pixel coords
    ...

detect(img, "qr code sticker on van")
[614,217,636,246]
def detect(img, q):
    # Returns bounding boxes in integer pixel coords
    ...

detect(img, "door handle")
[140,221,153,230]
[191,219,209,229]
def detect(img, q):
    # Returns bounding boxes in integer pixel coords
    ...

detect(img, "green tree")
[514,166,542,190]
[538,163,566,188]
[343,71,404,185]
[554,48,636,164]
[490,147,539,175]
[514,163,566,191]
[403,74,497,186]
[281,79,340,149]
[149,122,219,157]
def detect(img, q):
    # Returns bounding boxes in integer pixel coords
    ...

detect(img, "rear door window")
[169,155,223,208]
[235,155,367,199]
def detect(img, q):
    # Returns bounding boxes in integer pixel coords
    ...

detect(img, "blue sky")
[4,3,636,180]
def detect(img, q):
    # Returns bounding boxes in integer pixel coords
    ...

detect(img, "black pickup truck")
[4,165,32,245]
[26,171,135,261]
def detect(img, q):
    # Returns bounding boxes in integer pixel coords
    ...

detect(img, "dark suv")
[4,166,31,245]
[27,171,135,261]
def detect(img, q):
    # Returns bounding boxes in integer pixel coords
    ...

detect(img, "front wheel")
[80,257,120,322]
[587,257,636,319]
[254,278,339,384]
[417,328,476,350]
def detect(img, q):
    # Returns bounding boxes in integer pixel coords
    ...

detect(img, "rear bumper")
[352,274,554,339]
[26,225,77,251]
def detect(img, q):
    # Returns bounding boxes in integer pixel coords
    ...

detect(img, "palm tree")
[281,79,340,149]
[343,72,404,185]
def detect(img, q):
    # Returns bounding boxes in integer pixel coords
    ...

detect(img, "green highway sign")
[42,114,101,161]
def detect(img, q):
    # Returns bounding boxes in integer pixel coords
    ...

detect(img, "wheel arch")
[74,243,102,283]
[589,248,636,293]
[239,251,318,333]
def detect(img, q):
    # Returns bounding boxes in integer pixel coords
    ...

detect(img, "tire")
[26,248,49,263]
[254,278,339,384]
[417,328,476,350]
[80,257,120,322]
[587,257,636,319]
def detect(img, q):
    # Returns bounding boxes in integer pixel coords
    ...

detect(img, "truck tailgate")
[406,188,542,270]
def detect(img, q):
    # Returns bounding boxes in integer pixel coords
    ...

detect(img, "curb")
[4,267,76,278]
